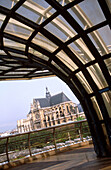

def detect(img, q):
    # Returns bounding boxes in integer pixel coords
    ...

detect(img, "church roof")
[50,92,70,106]
[34,92,70,108]
[35,98,50,108]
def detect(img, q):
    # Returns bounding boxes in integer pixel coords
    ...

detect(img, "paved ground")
[9,145,111,170]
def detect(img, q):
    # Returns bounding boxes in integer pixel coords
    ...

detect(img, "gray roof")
[50,92,70,106]
[35,98,50,108]
[35,92,70,108]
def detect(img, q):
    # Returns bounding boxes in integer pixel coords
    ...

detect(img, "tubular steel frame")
[0,0,111,156]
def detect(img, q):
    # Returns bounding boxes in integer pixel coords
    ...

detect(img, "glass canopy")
[0,0,110,102]
[0,0,111,156]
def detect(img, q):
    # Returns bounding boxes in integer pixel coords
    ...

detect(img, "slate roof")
[34,92,70,108]
[35,98,50,108]
[50,92,70,106]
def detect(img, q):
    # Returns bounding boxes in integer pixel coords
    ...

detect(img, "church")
[17,88,85,133]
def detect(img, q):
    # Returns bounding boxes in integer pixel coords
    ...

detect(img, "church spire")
[46,87,51,101]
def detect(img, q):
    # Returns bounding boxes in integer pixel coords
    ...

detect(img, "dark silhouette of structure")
[0,0,111,157]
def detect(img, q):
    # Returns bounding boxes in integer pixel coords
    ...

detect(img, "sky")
[0,76,79,132]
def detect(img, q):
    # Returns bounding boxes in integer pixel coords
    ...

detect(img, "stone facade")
[17,88,85,133]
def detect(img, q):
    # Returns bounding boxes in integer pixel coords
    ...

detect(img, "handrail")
[0,119,87,140]
[0,119,90,164]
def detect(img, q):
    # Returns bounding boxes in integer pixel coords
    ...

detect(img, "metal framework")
[0,0,111,156]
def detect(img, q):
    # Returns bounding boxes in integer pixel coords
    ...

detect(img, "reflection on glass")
[91,96,103,120]
[0,14,6,27]
[78,0,105,26]
[76,71,93,94]
[51,60,68,76]
[44,15,76,42]
[68,41,94,65]
[87,63,108,89]
[4,38,25,51]
[56,50,78,71]
[5,18,33,40]
[17,0,56,24]
[104,58,111,76]
[32,33,58,52]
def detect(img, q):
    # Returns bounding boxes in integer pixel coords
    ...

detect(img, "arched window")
[48,116,50,121]
[67,106,70,113]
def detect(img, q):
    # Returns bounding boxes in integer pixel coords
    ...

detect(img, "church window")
[35,114,40,119]
[67,106,70,113]
[58,120,60,124]
[48,116,50,121]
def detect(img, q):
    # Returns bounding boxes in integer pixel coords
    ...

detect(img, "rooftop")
[34,88,70,108]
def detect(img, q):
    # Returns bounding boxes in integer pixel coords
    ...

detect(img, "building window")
[58,120,60,124]
[53,121,55,125]
[60,111,64,117]
[35,114,40,119]
[67,106,70,113]
[48,116,50,121]
[36,122,41,129]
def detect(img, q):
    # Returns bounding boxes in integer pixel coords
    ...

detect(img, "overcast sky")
[0,76,79,132]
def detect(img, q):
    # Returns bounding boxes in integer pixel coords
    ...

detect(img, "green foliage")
[0,121,90,155]
[76,117,85,121]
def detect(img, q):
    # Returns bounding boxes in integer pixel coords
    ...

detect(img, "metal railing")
[0,119,91,164]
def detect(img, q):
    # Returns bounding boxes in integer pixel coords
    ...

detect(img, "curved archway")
[0,0,111,156]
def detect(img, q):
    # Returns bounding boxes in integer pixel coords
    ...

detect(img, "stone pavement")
[9,145,111,170]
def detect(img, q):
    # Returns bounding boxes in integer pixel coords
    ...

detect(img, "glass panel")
[68,7,85,30]
[78,0,106,26]
[88,33,109,56]
[32,0,50,9]
[51,60,68,76]
[88,26,111,56]
[68,0,105,30]
[76,71,93,94]
[5,71,29,75]
[56,50,78,71]
[68,43,89,65]
[3,58,17,62]
[0,0,18,9]
[16,0,56,25]
[57,0,69,6]
[91,96,103,120]
[4,38,25,51]
[104,58,111,76]
[0,66,11,70]
[29,47,49,61]
[16,68,35,71]
[32,33,58,52]
[0,14,6,27]
[9,52,28,59]
[5,63,21,67]
[68,38,95,64]
[16,3,40,23]
[44,15,76,42]
[95,26,111,51]
[87,63,108,89]
[0,50,6,55]
[102,91,111,118]
[5,18,33,39]
[57,15,77,36]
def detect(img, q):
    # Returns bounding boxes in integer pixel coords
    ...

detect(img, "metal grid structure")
[0,0,111,156]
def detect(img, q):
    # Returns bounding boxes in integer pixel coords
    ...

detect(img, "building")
[17,88,85,133]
